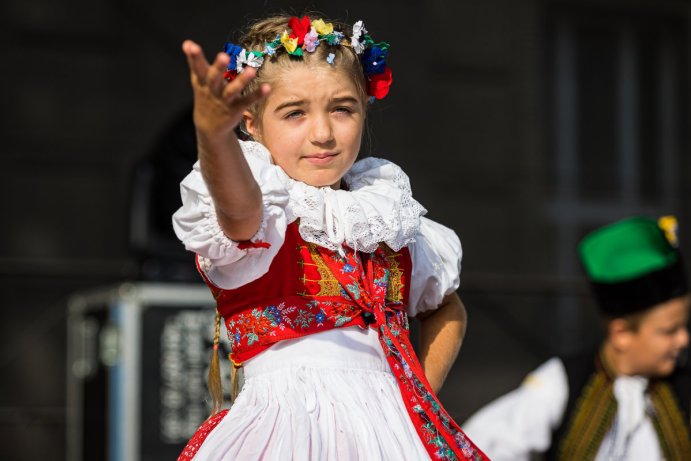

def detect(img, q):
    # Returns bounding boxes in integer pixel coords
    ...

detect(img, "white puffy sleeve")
[172,141,291,289]
[461,358,569,461]
[407,217,462,316]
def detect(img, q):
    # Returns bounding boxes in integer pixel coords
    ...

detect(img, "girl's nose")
[309,114,334,144]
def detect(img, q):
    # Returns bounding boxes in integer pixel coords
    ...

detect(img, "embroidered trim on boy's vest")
[649,381,691,460]
[189,222,488,461]
[557,370,616,460]
[557,355,691,461]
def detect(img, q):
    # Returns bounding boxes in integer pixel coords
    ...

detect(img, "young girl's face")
[245,64,365,188]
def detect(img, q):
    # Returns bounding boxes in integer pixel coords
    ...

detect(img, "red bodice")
[198,221,411,365]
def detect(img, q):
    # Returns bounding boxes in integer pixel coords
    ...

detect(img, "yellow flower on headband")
[658,215,679,247]
[312,19,334,35]
[280,31,299,53]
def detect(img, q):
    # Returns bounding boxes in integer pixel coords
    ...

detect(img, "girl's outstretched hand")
[182,40,270,142]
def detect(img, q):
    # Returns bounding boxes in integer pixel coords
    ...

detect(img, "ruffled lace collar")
[242,140,426,253]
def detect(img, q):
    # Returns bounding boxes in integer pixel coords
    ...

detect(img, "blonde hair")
[235,15,369,123]
[207,310,223,415]
[208,309,240,416]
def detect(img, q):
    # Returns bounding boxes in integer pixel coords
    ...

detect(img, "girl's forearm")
[198,132,263,241]
[417,293,467,393]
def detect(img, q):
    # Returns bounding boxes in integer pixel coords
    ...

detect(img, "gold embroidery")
[558,371,616,461]
[302,243,342,297]
[382,246,404,303]
[649,381,691,460]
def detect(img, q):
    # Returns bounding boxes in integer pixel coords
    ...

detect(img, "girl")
[173,13,488,461]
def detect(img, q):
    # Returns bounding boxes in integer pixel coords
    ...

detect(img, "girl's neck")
[328,178,348,190]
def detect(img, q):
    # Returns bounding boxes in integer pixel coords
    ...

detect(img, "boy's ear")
[243,111,260,140]
[609,318,635,351]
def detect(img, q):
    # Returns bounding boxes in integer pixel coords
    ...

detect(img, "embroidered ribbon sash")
[317,245,488,461]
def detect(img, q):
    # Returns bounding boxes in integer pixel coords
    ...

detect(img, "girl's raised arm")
[182,40,270,241]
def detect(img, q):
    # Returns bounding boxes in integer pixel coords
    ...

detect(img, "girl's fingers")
[221,67,258,103]
[207,52,230,96]
[233,83,271,110]
[182,40,210,85]
[183,41,268,120]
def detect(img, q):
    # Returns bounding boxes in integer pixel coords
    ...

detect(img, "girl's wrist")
[196,128,238,153]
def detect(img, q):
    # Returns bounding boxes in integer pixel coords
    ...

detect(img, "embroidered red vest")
[195,221,488,461]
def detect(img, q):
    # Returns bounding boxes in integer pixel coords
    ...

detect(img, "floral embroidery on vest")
[224,300,363,357]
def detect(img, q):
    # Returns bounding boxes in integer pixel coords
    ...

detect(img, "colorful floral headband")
[223,16,393,100]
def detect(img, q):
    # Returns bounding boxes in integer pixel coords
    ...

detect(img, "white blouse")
[172,140,462,316]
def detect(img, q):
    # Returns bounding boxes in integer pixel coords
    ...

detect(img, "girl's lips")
[304,152,338,164]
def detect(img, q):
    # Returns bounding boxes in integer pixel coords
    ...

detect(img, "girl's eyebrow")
[273,100,306,113]
[331,96,360,105]
[273,95,361,113]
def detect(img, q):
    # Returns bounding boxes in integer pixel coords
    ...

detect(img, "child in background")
[173,13,488,461]
[463,216,690,460]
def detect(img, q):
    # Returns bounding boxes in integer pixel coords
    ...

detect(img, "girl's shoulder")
[344,156,412,192]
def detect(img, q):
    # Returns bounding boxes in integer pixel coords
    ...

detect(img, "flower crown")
[223,16,392,100]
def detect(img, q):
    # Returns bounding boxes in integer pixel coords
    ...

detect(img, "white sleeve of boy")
[172,142,291,289]
[461,358,569,461]
[407,217,462,316]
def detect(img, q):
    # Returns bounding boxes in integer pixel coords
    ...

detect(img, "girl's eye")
[334,106,353,114]
[285,110,304,119]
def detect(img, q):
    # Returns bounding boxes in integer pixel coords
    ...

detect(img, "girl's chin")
[298,174,343,189]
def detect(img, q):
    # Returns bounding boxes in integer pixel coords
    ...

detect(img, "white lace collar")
[242,140,426,253]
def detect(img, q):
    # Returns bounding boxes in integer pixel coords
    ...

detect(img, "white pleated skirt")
[191,326,431,460]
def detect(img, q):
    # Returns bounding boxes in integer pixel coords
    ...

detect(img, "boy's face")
[244,64,365,189]
[623,295,689,377]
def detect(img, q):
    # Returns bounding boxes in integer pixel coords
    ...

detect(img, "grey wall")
[2,0,690,459]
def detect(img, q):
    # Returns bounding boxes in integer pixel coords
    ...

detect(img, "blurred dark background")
[2,0,690,460]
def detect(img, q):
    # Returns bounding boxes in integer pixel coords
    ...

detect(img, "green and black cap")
[578,216,688,316]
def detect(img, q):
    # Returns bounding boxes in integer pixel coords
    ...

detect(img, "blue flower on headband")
[361,45,388,75]
[224,42,243,71]
[325,31,344,46]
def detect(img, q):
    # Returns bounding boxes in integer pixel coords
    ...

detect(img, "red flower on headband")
[288,16,311,45]
[224,70,238,81]
[367,66,393,99]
